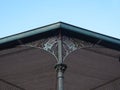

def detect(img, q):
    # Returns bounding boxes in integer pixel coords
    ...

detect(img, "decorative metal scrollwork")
[54,63,67,73]
[20,35,96,61]
[22,36,59,60]
[62,36,94,60]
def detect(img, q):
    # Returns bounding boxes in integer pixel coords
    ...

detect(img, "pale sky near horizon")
[0,0,120,39]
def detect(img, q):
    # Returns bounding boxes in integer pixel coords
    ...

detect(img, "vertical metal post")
[58,29,63,64]
[55,64,67,90]
[58,70,64,90]
[54,29,67,90]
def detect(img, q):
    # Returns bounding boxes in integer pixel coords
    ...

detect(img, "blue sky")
[0,0,120,39]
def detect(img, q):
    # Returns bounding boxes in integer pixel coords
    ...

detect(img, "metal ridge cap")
[0,22,61,44]
[60,22,120,45]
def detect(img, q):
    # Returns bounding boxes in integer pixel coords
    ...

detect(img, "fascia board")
[0,22,61,44]
[60,22,120,45]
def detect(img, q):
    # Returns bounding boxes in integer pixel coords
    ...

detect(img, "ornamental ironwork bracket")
[19,35,99,62]
[54,64,67,73]
[18,33,102,90]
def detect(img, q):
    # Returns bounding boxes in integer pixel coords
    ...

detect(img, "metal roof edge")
[0,21,120,47]
[0,22,61,44]
[60,22,120,45]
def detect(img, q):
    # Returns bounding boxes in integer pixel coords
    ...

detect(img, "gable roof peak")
[0,22,120,51]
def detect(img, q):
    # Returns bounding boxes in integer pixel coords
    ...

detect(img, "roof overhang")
[0,22,120,90]
[0,22,120,51]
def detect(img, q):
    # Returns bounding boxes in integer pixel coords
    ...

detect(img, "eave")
[0,22,120,50]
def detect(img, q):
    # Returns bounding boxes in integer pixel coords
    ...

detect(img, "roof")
[0,22,120,90]
[0,22,120,50]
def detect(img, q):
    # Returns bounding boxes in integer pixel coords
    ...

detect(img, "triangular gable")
[0,22,120,50]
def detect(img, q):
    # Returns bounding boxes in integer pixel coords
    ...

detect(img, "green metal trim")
[60,22,120,45]
[0,22,120,46]
[0,22,60,44]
